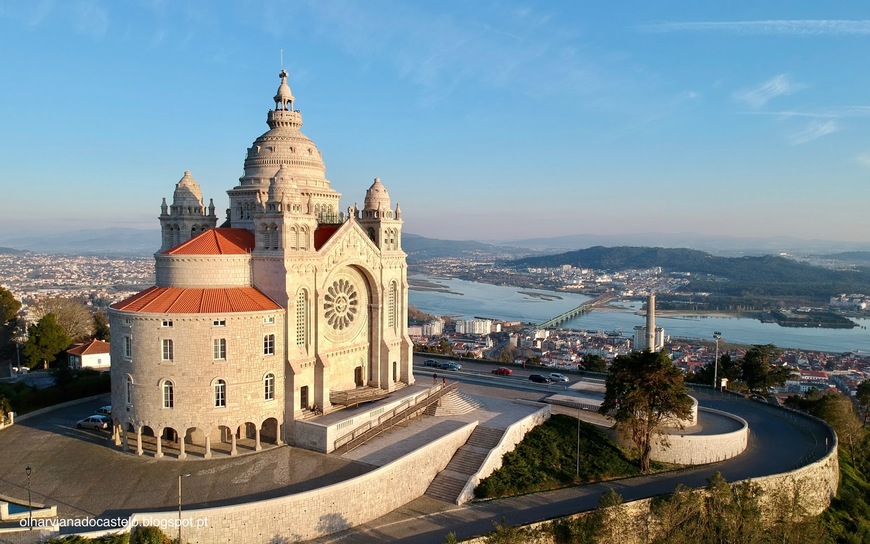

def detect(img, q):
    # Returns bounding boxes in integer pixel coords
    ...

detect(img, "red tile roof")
[67,338,111,356]
[314,224,342,250]
[111,286,281,314]
[164,228,255,255]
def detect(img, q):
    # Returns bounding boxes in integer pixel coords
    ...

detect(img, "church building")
[108,70,414,458]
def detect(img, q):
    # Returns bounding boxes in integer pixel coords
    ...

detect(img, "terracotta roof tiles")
[111,286,281,314]
[67,339,111,356]
[164,228,255,255]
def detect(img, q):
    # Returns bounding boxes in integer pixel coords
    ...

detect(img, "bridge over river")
[538,293,617,328]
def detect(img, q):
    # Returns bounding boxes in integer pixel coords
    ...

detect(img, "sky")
[1,1,870,244]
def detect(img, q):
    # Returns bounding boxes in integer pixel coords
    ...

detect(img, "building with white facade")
[108,71,414,458]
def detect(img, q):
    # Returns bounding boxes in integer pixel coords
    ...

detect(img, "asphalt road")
[308,371,834,544]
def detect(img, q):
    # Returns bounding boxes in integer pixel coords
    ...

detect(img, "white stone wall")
[456,401,551,504]
[124,422,477,543]
[649,407,748,465]
[109,309,285,441]
[155,255,252,288]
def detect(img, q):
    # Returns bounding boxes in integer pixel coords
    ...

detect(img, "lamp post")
[575,407,581,478]
[178,473,190,544]
[25,466,32,530]
[713,331,722,391]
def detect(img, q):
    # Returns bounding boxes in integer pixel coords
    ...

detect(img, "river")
[408,275,870,354]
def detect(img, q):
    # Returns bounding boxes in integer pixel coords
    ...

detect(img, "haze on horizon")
[2,1,869,244]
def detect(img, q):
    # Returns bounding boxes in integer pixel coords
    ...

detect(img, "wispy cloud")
[855,153,870,168]
[642,20,870,36]
[72,0,109,38]
[733,74,800,109]
[789,120,838,145]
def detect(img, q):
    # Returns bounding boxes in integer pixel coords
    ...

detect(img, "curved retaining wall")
[76,421,477,543]
[649,407,749,465]
[456,400,550,505]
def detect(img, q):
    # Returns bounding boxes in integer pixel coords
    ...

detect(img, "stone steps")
[425,391,480,417]
[424,425,505,504]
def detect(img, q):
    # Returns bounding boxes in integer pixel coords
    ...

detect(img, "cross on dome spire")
[274,69,295,111]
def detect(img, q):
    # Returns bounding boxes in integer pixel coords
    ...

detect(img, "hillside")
[509,246,870,301]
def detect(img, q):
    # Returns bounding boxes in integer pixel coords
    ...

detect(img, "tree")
[29,296,93,342]
[599,350,693,473]
[0,395,11,423]
[581,354,608,373]
[0,286,21,324]
[740,344,791,392]
[93,311,111,341]
[22,314,71,369]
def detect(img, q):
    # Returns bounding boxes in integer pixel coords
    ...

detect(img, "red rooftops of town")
[164,228,254,255]
[66,338,111,355]
[111,286,281,314]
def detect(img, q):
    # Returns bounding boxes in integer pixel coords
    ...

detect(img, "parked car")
[491,367,513,376]
[440,362,462,371]
[423,359,440,368]
[77,415,111,430]
[95,405,112,417]
[548,373,569,382]
[529,374,551,384]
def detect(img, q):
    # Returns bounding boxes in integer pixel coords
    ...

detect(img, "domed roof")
[173,171,204,207]
[236,71,334,196]
[363,178,391,211]
[267,163,296,202]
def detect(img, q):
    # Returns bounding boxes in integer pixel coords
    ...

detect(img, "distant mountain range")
[0,228,869,261]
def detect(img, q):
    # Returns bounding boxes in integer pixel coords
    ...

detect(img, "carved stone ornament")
[324,278,359,330]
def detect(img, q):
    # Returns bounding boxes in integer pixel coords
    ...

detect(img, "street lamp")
[25,466,32,530]
[576,407,581,478]
[713,332,722,391]
[178,473,190,544]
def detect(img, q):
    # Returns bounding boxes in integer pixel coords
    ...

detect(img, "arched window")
[214,379,227,407]
[162,380,174,409]
[264,374,275,401]
[388,281,397,330]
[299,226,308,250]
[296,289,308,346]
[270,223,279,250]
[126,377,133,405]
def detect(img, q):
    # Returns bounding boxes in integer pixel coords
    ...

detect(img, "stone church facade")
[108,71,414,458]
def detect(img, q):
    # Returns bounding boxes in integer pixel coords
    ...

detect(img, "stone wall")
[456,401,550,505]
[155,254,252,288]
[108,421,478,543]
[649,407,748,465]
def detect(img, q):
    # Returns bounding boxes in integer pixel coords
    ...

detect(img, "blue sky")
[2,1,870,243]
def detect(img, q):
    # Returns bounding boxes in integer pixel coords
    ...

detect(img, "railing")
[333,382,458,454]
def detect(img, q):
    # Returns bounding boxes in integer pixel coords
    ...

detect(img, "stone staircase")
[425,426,504,504]
[425,390,480,417]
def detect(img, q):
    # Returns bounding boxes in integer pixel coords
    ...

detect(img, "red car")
[491,367,513,376]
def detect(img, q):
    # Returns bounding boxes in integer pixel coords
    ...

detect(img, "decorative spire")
[395,202,402,219]
[274,69,295,111]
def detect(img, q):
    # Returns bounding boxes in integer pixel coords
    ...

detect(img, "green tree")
[581,354,608,373]
[0,395,11,422]
[30,296,93,342]
[22,313,71,369]
[599,350,693,473]
[93,311,111,341]
[741,344,791,392]
[0,286,21,324]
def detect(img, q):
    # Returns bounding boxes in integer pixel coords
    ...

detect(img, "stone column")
[113,423,122,446]
[178,434,187,460]
[230,431,237,456]
[204,435,212,459]
[255,427,262,451]
[155,432,163,459]
[136,428,143,456]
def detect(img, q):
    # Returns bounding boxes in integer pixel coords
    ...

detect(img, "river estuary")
[409,275,870,354]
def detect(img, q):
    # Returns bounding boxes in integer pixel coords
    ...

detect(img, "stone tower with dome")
[108,70,413,458]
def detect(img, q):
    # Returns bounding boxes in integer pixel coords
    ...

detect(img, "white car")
[77,415,110,430]
[548,373,569,383]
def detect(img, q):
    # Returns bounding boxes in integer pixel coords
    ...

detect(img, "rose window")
[324,278,359,330]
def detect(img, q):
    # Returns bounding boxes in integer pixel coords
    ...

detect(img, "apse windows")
[162,380,174,409]
[125,377,133,406]
[264,334,275,356]
[214,379,226,407]
[213,338,226,360]
[296,290,308,346]
[123,335,132,358]
[162,339,174,361]
[264,374,275,401]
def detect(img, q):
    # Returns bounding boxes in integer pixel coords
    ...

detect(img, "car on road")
[528,374,552,384]
[491,367,513,376]
[548,373,569,382]
[422,359,440,368]
[77,415,111,430]
[95,405,112,417]
[440,362,462,371]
